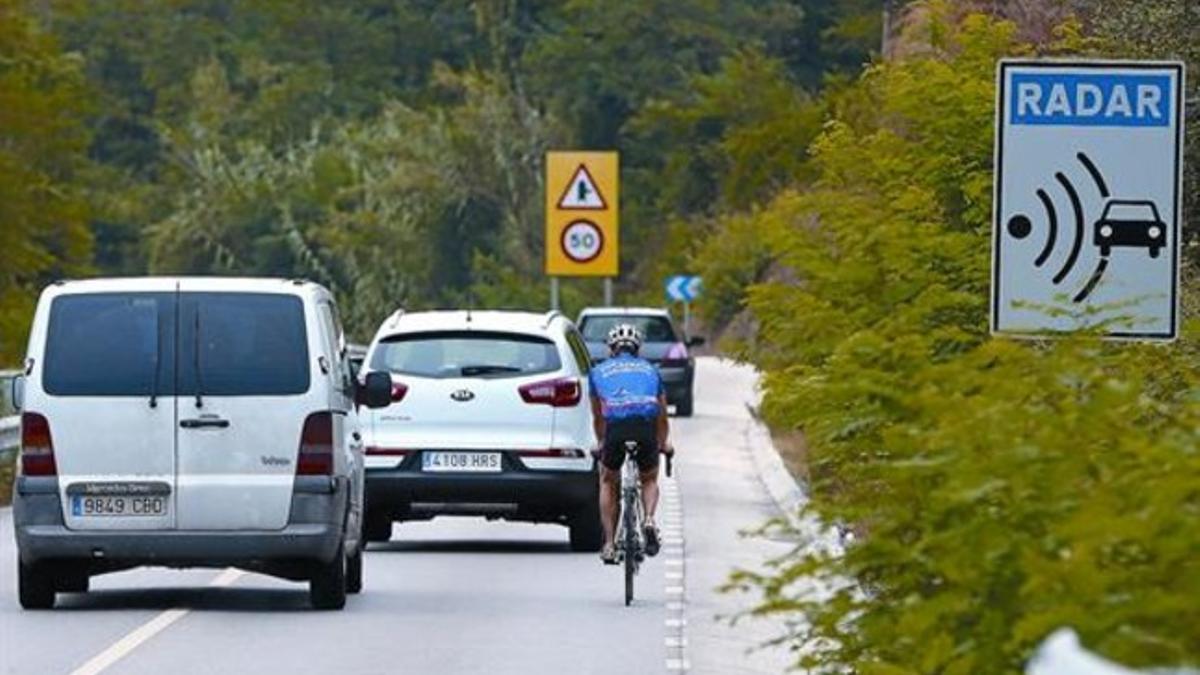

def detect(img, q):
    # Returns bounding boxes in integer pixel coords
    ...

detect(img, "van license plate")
[72,495,167,517]
[421,452,501,473]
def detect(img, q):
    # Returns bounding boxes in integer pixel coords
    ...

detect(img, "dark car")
[1094,199,1167,258]
[576,307,704,417]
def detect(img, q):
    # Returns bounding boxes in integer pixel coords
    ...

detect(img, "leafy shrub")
[712,8,1200,672]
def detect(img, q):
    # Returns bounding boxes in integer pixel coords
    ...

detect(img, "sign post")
[545,151,619,308]
[666,275,702,335]
[992,60,1185,340]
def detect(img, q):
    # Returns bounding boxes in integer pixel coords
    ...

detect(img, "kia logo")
[451,389,475,402]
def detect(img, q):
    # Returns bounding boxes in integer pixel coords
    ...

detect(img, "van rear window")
[43,292,310,397]
[43,293,175,397]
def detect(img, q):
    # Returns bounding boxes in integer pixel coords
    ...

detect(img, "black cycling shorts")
[601,417,659,472]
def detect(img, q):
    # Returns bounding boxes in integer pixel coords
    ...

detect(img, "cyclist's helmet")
[606,323,643,356]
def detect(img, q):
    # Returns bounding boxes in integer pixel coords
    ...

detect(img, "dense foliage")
[0,0,883,356]
[692,4,1200,672]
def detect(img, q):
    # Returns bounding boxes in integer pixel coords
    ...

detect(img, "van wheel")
[310,543,347,610]
[569,503,604,552]
[346,546,363,595]
[364,513,392,543]
[18,562,55,610]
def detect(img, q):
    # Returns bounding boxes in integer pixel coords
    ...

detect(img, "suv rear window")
[579,315,678,343]
[370,331,561,379]
[43,291,310,397]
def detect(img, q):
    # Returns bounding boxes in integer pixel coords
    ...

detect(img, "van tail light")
[390,381,409,402]
[297,412,334,476]
[20,413,57,477]
[518,377,581,407]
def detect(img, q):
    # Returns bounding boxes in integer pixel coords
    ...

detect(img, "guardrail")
[1,369,20,460]
[0,415,16,456]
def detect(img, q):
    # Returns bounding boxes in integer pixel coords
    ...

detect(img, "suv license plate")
[422,452,502,473]
[72,495,167,517]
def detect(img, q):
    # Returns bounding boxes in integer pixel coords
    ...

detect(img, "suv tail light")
[390,380,409,402]
[297,412,334,476]
[518,377,581,407]
[20,413,57,476]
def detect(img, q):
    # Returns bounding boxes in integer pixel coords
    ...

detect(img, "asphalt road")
[0,357,798,675]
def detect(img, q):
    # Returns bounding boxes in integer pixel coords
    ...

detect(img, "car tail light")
[390,380,409,402]
[20,412,57,476]
[518,377,581,407]
[661,342,689,367]
[366,446,410,457]
[297,412,334,476]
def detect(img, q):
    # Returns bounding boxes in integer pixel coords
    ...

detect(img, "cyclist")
[589,323,671,565]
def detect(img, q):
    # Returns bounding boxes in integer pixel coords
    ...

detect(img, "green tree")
[0,0,92,363]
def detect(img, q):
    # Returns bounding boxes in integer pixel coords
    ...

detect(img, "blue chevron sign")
[665,275,702,302]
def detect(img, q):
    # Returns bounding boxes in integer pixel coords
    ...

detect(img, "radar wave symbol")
[1006,152,1110,304]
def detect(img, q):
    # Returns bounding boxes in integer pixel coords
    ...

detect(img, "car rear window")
[43,291,310,397]
[370,331,561,379]
[579,315,678,343]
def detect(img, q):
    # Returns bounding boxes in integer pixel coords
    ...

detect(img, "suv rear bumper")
[659,364,694,402]
[14,478,346,569]
[365,461,598,522]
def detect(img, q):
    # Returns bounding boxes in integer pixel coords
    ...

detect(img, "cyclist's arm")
[656,392,670,452]
[591,394,606,447]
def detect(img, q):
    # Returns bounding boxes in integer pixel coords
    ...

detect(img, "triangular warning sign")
[557,164,607,210]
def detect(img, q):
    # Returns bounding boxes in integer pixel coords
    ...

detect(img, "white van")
[10,278,392,610]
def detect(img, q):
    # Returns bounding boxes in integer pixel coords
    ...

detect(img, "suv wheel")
[364,512,392,543]
[18,562,56,610]
[569,503,604,552]
[346,545,363,595]
[310,542,347,610]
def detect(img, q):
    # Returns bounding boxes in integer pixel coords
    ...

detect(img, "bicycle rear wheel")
[623,491,638,606]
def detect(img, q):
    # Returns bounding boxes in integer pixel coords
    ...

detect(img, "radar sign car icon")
[1093,199,1166,259]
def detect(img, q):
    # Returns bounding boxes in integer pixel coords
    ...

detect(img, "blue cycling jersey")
[588,353,663,421]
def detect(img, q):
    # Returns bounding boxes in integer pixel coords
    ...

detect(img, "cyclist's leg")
[599,463,620,552]
[598,432,627,561]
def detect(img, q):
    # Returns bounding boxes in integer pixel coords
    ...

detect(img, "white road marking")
[666,659,690,671]
[664,559,683,567]
[69,569,246,675]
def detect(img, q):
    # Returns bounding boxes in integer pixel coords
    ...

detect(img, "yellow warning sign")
[545,151,618,277]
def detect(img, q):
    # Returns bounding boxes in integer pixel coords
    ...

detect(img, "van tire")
[18,562,55,610]
[310,543,347,610]
[346,546,363,595]
[364,512,392,543]
[569,503,604,552]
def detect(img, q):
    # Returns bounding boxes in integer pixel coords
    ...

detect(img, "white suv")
[359,310,601,551]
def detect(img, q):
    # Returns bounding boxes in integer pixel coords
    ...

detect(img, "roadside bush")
[713,7,1200,672]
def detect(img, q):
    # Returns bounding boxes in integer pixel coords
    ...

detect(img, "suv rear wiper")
[193,306,204,408]
[460,364,521,377]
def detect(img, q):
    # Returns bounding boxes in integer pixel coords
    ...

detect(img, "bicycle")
[615,440,673,606]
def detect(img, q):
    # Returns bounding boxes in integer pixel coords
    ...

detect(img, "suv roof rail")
[542,310,563,328]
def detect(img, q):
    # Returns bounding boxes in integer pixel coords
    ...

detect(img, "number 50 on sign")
[545,151,619,277]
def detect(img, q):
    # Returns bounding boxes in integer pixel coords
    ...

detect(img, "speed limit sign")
[545,151,618,276]
[561,220,604,262]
